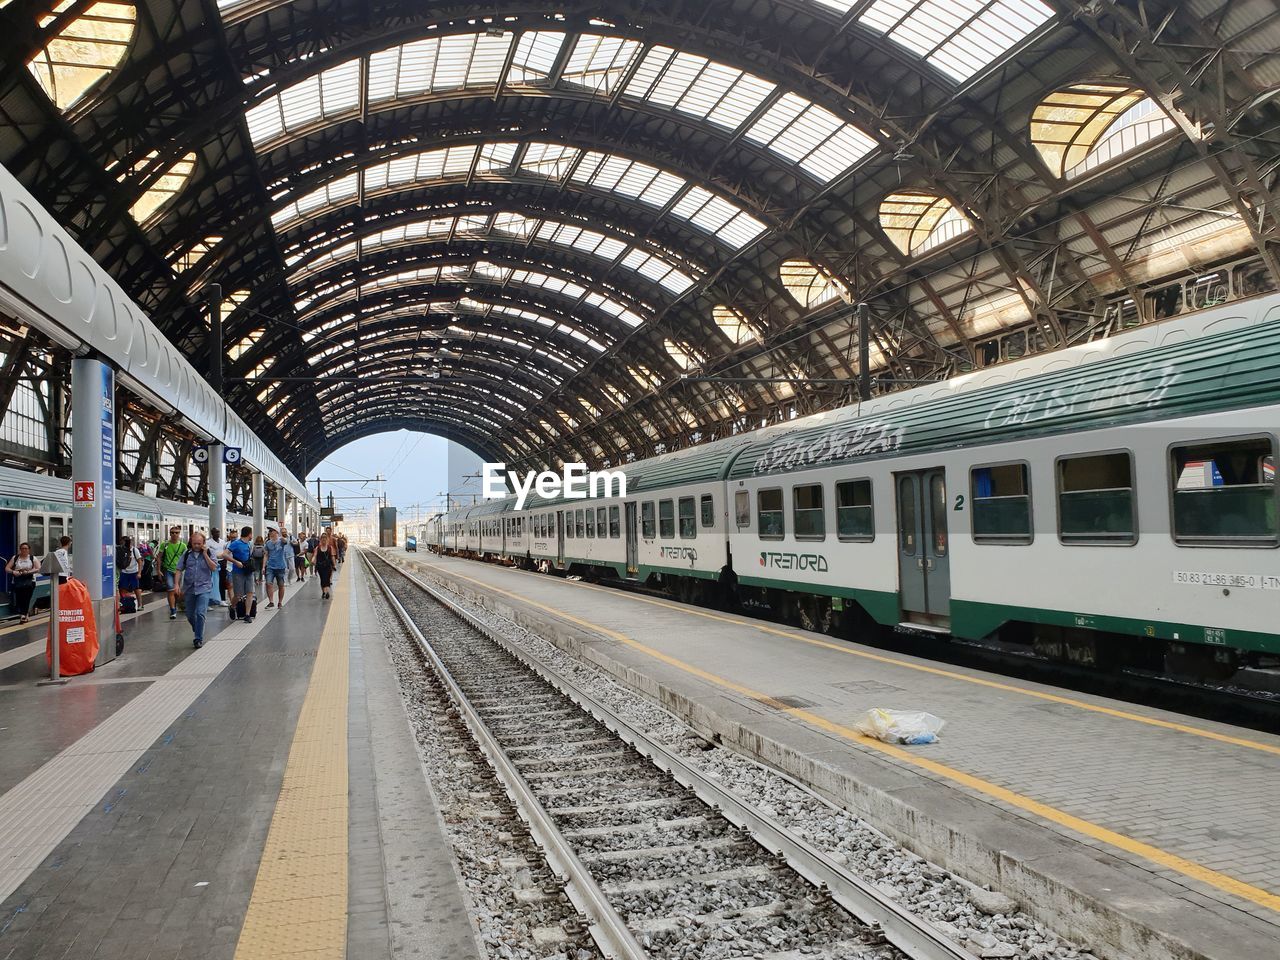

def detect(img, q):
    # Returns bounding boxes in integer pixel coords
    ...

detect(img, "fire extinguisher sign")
[74,481,96,507]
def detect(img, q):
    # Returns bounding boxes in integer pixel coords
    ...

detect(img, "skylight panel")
[173,235,223,273]
[858,0,1054,83]
[519,143,581,180]
[624,48,775,131]
[713,304,757,344]
[125,150,198,226]
[272,172,358,230]
[780,259,845,309]
[561,35,642,94]
[745,94,875,182]
[621,250,697,295]
[670,187,768,249]
[367,33,513,104]
[585,294,644,328]
[510,31,565,85]
[572,153,682,208]
[247,58,360,147]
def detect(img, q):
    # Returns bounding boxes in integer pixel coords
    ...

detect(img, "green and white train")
[427,292,1280,678]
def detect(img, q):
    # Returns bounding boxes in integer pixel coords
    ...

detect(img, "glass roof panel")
[246,58,360,146]
[879,191,972,256]
[745,94,876,180]
[173,235,223,273]
[26,1,136,111]
[124,151,198,226]
[858,0,1053,82]
[561,34,641,94]
[1031,84,1175,179]
[780,259,845,309]
[713,304,757,344]
[367,32,514,104]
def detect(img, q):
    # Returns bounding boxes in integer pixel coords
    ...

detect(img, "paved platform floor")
[400,550,1280,960]
[0,558,479,960]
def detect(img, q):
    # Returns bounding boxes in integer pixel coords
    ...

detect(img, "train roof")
[729,303,1280,479]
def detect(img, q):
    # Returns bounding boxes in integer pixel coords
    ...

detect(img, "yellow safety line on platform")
[234,567,350,960]
[428,559,1280,915]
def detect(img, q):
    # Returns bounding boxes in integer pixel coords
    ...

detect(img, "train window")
[576,510,586,539]
[565,514,574,539]
[931,475,949,557]
[596,507,607,538]
[793,484,825,540]
[734,491,750,528]
[678,497,696,539]
[642,502,656,538]
[898,476,917,552]
[1144,283,1182,320]
[27,515,46,556]
[585,508,595,538]
[1188,270,1229,311]
[609,505,620,538]
[49,516,66,547]
[1170,438,1278,547]
[700,495,715,528]
[1057,452,1136,544]
[836,479,874,541]
[971,463,1032,544]
[1233,258,1277,298]
[757,489,784,539]
[659,500,675,539]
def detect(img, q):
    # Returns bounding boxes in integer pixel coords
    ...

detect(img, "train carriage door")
[895,468,951,623]
[624,502,638,577]
[556,511,565,567]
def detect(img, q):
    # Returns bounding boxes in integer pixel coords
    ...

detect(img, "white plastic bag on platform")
[854,708,945,745]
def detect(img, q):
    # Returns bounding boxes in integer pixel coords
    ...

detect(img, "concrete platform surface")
[0,559,479,960]
[398,550,1280,960]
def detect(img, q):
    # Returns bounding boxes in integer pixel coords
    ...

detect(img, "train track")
[364,551,972,960]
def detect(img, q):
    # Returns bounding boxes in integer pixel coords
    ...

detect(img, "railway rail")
[364,551,974,960]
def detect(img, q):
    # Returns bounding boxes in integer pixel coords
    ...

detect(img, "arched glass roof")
[122,151,198,226]
[879,191,972,256]
[294,260,651,331]
[244,31,877,183]
[288,211,703,296]
[270,142,768,250]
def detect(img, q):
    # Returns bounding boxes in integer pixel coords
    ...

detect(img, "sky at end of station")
[305,431,484,521]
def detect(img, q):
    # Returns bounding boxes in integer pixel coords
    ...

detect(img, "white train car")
[434,291,1280,676]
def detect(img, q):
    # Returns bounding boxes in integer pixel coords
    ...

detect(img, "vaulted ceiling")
[2,0,1278,476]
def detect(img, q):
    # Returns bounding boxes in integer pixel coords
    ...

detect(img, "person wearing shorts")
[158,528,187,620]
[263,528,293,607]
[225,526,257,623]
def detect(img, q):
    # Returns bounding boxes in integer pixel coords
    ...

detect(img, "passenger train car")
[0,465,273,616]
[427,290,1280,679]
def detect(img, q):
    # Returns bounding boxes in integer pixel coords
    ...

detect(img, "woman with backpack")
[117,535,143,612]
[6,542,39,623]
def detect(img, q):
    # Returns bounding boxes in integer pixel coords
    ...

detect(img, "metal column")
[207,285,226,536]
[292,497,300,536]
[70,357,117,667]
[276,487,287,530]
[252,472,265,539]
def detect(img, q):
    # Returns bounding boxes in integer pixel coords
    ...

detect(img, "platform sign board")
[71,358,115,602]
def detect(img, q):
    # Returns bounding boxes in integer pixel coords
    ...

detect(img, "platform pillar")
[252,471,265,539]
[70,357,116,667]
[208,444,225,537]
[291,496,300,536]
[276,487,287,530]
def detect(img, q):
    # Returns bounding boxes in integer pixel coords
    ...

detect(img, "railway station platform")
[0,560,479,960]
[393,550,1280,960]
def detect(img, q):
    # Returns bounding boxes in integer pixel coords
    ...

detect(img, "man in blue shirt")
[175,531,218,649]
[263,528,294,608]
[224,526,257,623]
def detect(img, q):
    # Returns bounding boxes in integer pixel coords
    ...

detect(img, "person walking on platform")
[206,528,227,607]
[310,531,337,601]
[175,531,218,649]
[263,527,292,608]
[224,526,256,623]
[290,531,306,583]
[6,542,38,623]
[117,535,143,612]
[159,527,187,620]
